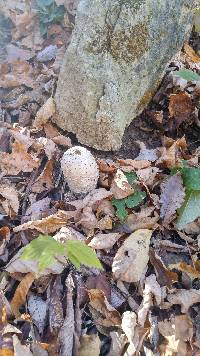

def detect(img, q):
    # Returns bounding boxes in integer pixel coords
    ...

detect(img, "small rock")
[36,45,57,62]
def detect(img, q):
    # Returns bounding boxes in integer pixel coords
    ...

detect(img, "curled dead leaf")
[11,272,36,318]
[31,160,54,194]
[0,184,19,218]
[111,169,134,199]
[0,141,39,175]
[33,97,56,128]
[13,210,75,234]
[88,233,121,250]
[88,289,121,331]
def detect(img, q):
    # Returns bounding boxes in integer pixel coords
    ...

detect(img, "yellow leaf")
[11,272,36,318]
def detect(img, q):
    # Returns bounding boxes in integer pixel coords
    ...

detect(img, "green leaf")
[112,198,128,220]
[125,189,146,208]
[176,191,200,230]
[181,167,200,191]
[124,171,137,186]
[21,235,65,271]
[176,69,200,82]
[112,188,146,220]
[66,240,103,269]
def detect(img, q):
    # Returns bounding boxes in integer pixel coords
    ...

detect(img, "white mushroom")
[61,146,99,193]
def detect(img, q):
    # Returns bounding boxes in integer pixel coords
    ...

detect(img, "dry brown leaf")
[0,60,35,89]
[11,272,35,317]
[169,92,195,126]
[97,215,113,230]
[136,167,160,186]
[112,229,152,282]
[160,173,185,222]
[118,158,151,171]
[51,135,72,148]
[33,97,56,128]
[53,226,85,243]
[13,210,74,234]
[88,289,121,329]
[78,335,100,356]
[10,126,34,149]
[97,159,117,173]
[111,169,134,199]
[47,277,64,334]
[44,123,72,147]
[149,249,178,287]
[184,43,200,63]
[0,350,14,356]
[156,138,187,168]
[0,184,19,218]
[58,275,74,356]
[124,207,159,232]
[70,188,113,211]
[167,289,200,313]
[158,315,193,356]
[77,207,98,235]
[31,160,54,194]
[35,137,57,159]
[138,274,161,326]
[0,227,10,255]
[13,334,33,355]
[88,233,121,250]
[0,141,39,175]
[96,199,115,218]
[169,261,200,280]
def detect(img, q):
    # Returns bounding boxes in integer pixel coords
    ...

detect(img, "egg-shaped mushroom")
[61,146,99,193]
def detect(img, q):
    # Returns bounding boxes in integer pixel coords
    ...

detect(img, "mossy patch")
[110,22,149,63]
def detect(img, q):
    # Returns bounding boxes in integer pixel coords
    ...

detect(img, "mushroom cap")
[61,146,99,193]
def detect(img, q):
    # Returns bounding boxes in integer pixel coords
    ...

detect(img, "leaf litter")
[0,2,200,355]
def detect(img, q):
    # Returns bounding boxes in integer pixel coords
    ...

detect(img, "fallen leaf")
[138,274,161,326]
[58,275,74,356]
[33,98,56,128]
[70,188,112,211]
[88,289,121,330]
[149,249,178,287]
[135,142,159,162]
[184,43,200,63]
[158,318,191,356]
[31,160,54,194]
[167,289,200,312]
[157,138,187,168]
[112,229,152,283]
[111,169,134,199]
[0,60,35,89]
[169,92,194,128]
[118,159,151,171]
[0,227,10,255]
[97,159,117,173]
[13,210,74,234]
[77,207,98,235]
[6,44,34,62]
[136,167,160,186]
[122,207,159,233]
[160,174,185,222]
[169,261,200,280]
[11,272,36,317]
[97,215,113,230]
[121,311,137,344]
[0,141,39,175]
[6,248,65,276]
[47,276,64,334]
[13,334,33,355]
[78,334,100,356]
[88,233,121,250]
[0,184,19,218]
[28,295,47,335]
[35,137,57,160]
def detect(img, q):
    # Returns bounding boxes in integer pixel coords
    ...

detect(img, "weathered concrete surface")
[55,0,196,151]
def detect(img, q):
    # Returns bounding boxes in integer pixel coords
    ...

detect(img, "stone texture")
[55,0,196,151]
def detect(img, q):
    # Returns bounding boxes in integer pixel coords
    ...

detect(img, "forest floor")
[0,1,200,355]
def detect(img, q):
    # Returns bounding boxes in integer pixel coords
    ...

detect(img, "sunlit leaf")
[175,69,200,82]
[21,235,65,271]
[66,240,103,269]
[176,191,200,230]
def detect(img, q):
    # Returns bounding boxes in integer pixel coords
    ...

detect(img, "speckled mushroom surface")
[61,146,99,193]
